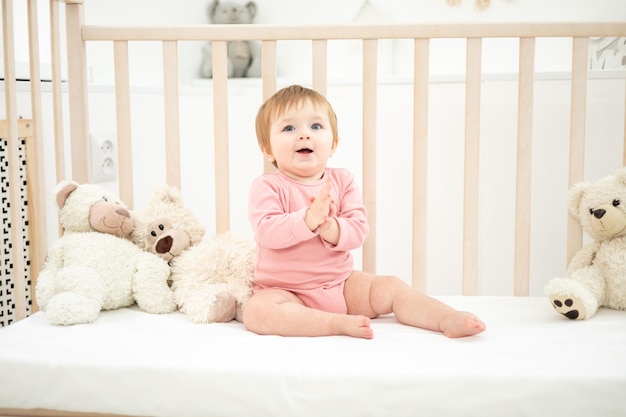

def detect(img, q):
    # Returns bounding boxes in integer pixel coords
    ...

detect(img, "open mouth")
[297,148,313,154]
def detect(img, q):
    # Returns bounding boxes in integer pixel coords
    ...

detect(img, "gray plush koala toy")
[201,0,262,78]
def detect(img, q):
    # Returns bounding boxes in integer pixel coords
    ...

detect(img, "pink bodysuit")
[248,168,369,313]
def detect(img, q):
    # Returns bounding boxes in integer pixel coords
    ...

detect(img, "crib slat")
[212,40,230,233]
[50,0,65,238]
[50,0,66,185]
[113,40,134,207]
[65,1,90,184]
[463,38,482,296]
[26,0,48,306]
[261,40,277,174]
[412,38,429,292]
[362,39,377,274]
[566,37,589,266]
[261,40,277,97]
[312,40,327,96]
[162,40,181,189]
[514,37,535,297]
[2,0,28,321]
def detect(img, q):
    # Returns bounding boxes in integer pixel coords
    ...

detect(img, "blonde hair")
[255,85,339,167]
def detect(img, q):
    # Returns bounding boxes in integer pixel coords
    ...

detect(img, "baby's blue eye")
[283,125,295,132]
[311,123,322,130]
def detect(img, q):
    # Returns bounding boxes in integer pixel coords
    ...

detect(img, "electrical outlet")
[90,133,118,182]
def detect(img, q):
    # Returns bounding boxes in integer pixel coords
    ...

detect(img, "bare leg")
[344,271,486,338]
[242,289,373,339]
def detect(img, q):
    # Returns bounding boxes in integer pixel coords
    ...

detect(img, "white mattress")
[0,296,625,417]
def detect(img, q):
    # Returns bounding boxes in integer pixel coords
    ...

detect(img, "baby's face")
[265,100,337,183]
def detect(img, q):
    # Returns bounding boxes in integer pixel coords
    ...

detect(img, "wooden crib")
[1,1,625,416]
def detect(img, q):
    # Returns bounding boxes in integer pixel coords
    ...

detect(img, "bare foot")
[334,315,374,339]
[439,311,486,338]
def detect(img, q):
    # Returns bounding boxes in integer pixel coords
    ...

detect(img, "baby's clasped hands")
[305,179,335,231]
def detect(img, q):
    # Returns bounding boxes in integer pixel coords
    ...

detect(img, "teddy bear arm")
[245,40,262,77]
[35,267,56,311]
[34,242,66,310]
[566,242,599,275]
[132,252,177,314]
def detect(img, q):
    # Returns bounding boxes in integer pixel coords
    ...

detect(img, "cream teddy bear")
[35,181,176,325]
[544,167,626,319]
[135,186,254,323]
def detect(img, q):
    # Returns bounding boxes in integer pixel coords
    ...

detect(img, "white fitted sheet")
[0,296,625,417]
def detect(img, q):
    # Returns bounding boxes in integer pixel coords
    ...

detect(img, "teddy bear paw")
[208,292,237,323]
[549,294,586,320]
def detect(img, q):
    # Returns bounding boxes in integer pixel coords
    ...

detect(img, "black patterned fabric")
[0,137,32,327]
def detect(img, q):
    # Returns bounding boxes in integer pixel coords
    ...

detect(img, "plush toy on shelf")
[446,0,490,9]
[135,186,255,323]
[200,0,262,78]
[35,181,177,325]
[544,167,626,320]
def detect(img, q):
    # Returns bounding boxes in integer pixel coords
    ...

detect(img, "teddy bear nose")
[156,236,173,254]
[592,208,606,219]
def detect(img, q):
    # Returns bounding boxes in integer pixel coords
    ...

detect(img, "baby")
[242,84,486,339]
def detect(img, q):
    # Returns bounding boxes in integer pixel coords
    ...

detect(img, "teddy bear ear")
[54,180,79,209]
[208,0,220,20]
[245,1,257,18]
[158,185,184,206]
[613,166,626,187]
[567,181,590,220]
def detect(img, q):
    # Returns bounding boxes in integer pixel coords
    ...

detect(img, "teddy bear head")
[55,180,134,237]
[568,167,626,242]
[208,0,257,24]
[134,186,206,262]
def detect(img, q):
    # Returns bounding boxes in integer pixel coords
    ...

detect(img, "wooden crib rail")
[80,22,626,41]
[62,8,626,295]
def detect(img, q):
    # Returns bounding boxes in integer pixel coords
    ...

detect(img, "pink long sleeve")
[248,168,369,290]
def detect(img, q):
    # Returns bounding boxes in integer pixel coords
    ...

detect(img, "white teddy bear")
[35,181,177,325]
[544,167,626,320]
[135,186,255,323]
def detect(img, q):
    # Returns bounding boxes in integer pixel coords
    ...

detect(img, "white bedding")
[0,296,625,417]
